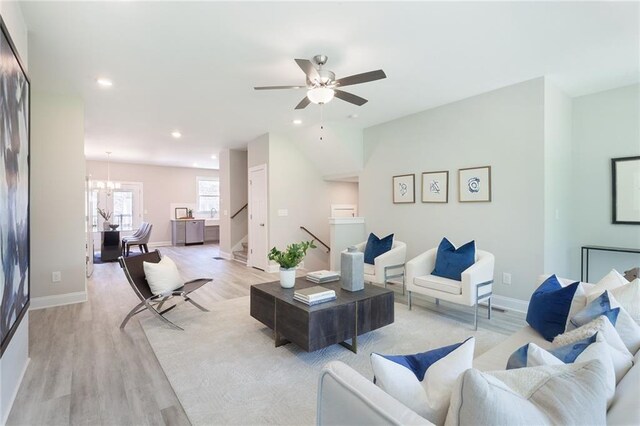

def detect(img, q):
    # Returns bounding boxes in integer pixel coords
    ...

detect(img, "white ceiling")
[21,1,639,169]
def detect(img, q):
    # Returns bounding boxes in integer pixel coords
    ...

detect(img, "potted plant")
[268,240,316,288]
[97,207,112,231]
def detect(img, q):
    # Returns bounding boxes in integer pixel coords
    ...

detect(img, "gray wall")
[543,81,573,277]
[31,92,86,300]
[360,78,546,301]
[86,161,219,245]
[571,84,640,281]
[219,149,248,256]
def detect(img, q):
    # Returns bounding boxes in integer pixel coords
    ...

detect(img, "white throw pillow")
[371,337,474,425]
[585,269,628,304]
[445,361,609,426]
[609,279,640,325]
[516,334,616,407]
[570,290,640,354]
[143,255,183,295]
[553,315,633,383]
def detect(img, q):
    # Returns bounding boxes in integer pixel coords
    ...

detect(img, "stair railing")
[300,226,330,253]
[231,203,248,219]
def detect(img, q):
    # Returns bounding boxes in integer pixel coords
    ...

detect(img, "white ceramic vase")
[279,267,296,288]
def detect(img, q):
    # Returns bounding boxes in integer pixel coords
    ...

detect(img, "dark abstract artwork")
[0,17,30,357]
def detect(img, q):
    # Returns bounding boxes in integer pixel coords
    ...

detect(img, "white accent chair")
[405,248,494,329]
[345,240,407,293]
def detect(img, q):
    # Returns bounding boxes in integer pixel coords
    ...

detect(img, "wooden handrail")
[300,226,330,253]
[231,203,248,219]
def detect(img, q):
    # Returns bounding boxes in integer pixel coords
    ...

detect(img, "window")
[197,177,219,217]
[90,182,143,231]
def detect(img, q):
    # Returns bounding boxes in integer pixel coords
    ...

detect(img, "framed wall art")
[422,171,449,203]
[458,166,491,202]
[393,174,415,204]
[612,156,640,225]
[0,16,31,357]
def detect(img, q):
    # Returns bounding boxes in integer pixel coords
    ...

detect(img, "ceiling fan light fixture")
[307,87,335,104]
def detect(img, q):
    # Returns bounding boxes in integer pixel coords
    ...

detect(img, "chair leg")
[474,302,478,331]
[408,291,412,310]
[488,297,492,320]
[185,296,209,312]
[120,301,146,329]
[143,244,149,253]
[126,244,130,256]
[435,298,439,305]
[146,301,183,331]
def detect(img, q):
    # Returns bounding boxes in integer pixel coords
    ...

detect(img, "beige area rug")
[140,296,506,425]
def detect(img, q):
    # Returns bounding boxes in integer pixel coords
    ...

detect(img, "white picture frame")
[393,174,415,204]
[422,171,449,203]
[458,166,492,202]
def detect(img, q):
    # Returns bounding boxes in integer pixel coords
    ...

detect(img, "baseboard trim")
[148,241,172,248]
[30,291,88,310]
[481,295,529,313]
[2,356,30,425]
[218,251,233,260]
[0,356,33,425]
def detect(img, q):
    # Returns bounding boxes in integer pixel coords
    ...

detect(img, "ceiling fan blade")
[334,90,368,106]
[294,97,311,110]
[254,85,303,90]
[295,59,320,83]
[335,70,386,87]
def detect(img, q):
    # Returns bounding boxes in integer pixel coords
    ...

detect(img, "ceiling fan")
[254,55,386,110]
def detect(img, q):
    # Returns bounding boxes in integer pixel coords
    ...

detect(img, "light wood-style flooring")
[7,244,525,425]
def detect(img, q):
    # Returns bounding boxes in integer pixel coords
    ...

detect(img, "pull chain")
[320,104,324,141]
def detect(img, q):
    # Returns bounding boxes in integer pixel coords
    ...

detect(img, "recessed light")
[171,131,182,138]
[193,163,198,167]
[292,119,302,125]
[348,114,358,119]
[96,78,113,87]
[211,155,217,159]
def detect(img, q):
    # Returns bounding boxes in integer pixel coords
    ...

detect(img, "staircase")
[233,242,248,264]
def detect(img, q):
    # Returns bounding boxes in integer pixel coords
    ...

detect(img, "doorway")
[248,165,268,271]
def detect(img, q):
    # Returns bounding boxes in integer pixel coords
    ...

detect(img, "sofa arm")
[317,361,433,426]
[406,249,437,291]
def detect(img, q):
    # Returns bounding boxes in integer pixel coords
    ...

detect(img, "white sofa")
[317,275,640,425]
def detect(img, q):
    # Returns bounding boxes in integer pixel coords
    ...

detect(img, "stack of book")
[293,286,337,306]
[306,270,340,284]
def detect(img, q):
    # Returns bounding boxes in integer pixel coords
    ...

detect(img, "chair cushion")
[526,275,580,341]
[431,237,475,281]
[363,263,375,276]
[414,275,462,295]
[364,233,394,265]
[143,255,182,295]
[371,337,475,425]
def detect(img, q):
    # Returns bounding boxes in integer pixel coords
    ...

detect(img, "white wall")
[86,161,218,245]
[571,84,640,281]
[543,81,573,277]
[0,2,29,423]
[360,78,546,302]
[219,149,248,257]
[246,132,359,272]
[31,92,86,303]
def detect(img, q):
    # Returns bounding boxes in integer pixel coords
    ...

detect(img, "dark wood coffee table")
[250,278,394,353]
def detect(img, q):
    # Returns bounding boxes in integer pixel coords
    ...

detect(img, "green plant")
[268,240,317,269]
[97,207,112,221]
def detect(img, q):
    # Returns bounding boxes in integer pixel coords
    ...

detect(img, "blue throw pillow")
[364,233,394,265]
[526,275,580,341]
[506,334,597,369]
[570,291,620,328]
[431,238,475,281]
